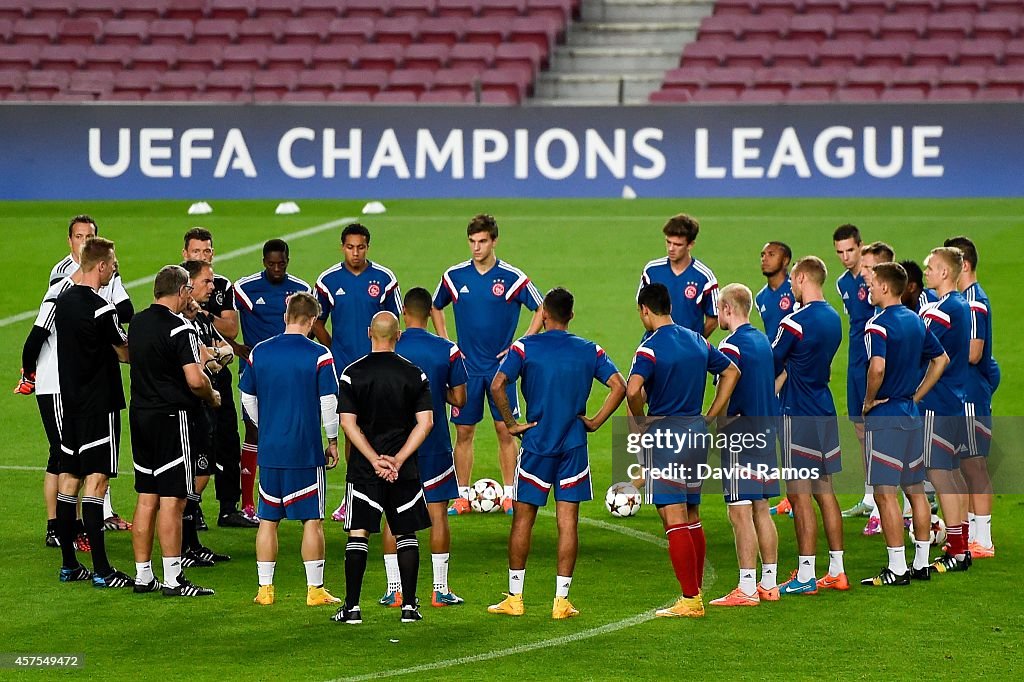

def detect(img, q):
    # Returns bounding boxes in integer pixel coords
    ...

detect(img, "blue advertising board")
[1,103,1021,199]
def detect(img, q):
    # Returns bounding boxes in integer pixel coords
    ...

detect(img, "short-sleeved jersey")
[918,292,970,415]
[31,277,75,395]
[836,269,874,367]
[918,288,939,311]
[630,324,732,417]
[54,285,127,417]
[395,327,468,457]
[49,256,131,310]
[233,270,311,347]
[963,282,994,404]
[719,323,780,418]
[202,274,236,319]
[432,259,542,376]
[771,300,842,417]
[316,261,402,370]
[497,330,619,455]
[638,257,718,334]
[755,276,799,341]
[238,334,339,469]
[338,352,433,483]
[865,304,945,418]
[128,304,203,412]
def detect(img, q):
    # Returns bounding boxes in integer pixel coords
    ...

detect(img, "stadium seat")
[164,0,208,21]
[789,14,835,42]
[742,14,789,42]
[0,18,11,42]
[0,70,24,95]
[796,65,845,90]
[818,39,866,67]
[844,66,891,94]
[448,42,494,70]
[437,0,481,18]
[649,88,692,103]
[698,15,741,42]
[252,0,297,21]
[702,66,755,96]
[120,0,170,21]
[972,12,1020,41]
[926,85,973,100]
[38,45,87,72]
[194,19,240,45]
[879,87,926,101]
[282,90,329,102]
[146,19,193,45]
[206,69,252,94]
[958,38,1005,66]
[418,17,466,44]
[476,88,517,104]
[681,41,726,69]
[495,42,542,73]
[754,66,801,93]
[25,0,70,21]
[910,38,960,66]
[343,0,392,20]
[222,44,267,70]
[419,88,468,102]
[312,44,359,69]
[58,17,103,44]
[156,69,204,97]
[374,90,418,102]
[433,66,480,95]
[326,17,375,44]
[326,90,371,102]
[925,12,974,40]
[111,69,160,96]
[13,19,59,45]
[375,17,421,45]
[770,39,819,67]
[527,0,572,25]
[208,0,254,22]
[986,64,1024,92]
[480,0,526,18]
[509,16,561,62]
[1005,38,1024,65]
[237,17,284,44]
[835,86,880,101]
[756,0,805,16]
[298,68,345,92]
[480,67,530,102]
[833,14,879,41]
[724,40,773,68]
[131,44,178,70]
[69,70,115,97]
[879,14,927,42]
[737,88,785,102]
[282,17,326,45]
[862,39,911,67]
[52,91,97,101]
[689,88,740,103]
[846,0,898,15]
[391,0,439,19]
[939,64,986,91]
[802,0,848,16]
[784,86,832,102]
[76,0,128,20]
[301,0,344,20]
[976,85,1022,100]
[662,66,707,94]
[102,18,149,45]
[403,43,449,69]
[267,44,313,70]
[387,67,435,95]
[177,44,223,71]
[357,43,404,71]
[342,68,389,95]
[465,16,509,45]
[84,44,131,71]
[712,0,757,17]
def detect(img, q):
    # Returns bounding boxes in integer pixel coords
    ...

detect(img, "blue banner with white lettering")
[1,103,1022,199]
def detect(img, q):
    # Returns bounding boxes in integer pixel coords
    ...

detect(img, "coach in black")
[128,265,220,597]
[332,312,434,625]
[53,236,131,588]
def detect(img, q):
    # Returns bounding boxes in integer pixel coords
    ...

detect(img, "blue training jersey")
[498,329,619,455]
[315,260,401,370]
[719,323,780,418]
[432,259,542,376]
[755,276,798,341]
[864,305,945,419]
[836,269,874,367]
[630,324,732,417]
[637,257,718,334]
[772,300,842,417]
[238,333,339,468]
[918,292,970,415]
[234,271,311,347]
[395,327,468,457]
[963,282,995,405]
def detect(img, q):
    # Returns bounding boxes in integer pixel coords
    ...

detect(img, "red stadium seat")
[156,69,205,96]
[818,38,866,67]
[326,17,375,44]
[358,43,404,71]
[238,17,284,44]
[102,19,149,45]
[208,0,254,22]
[164,0,208,21]
[13,18,59,44]
[326,90,372,102]
[495,42,542,73]
[755,0,804,16]
[206,69,252,94]
[252,0,297,20]
[479,0,526,17]
[796,65,845,89]
[391,0,439,19]
[649,89,692,103]
[131,44,178,70]
[681,41,726,69]
[177,44,223,71]
[910,38,959,66]
[312,44,359,69]
[712,0,757,17]
[282,17,326,44]
[527,0,572,25]
[972,12,1020,41]
[698,15,741,42]
[112,69,159,96]
[281,90,327,102]
[784,87,832,102]
[958,38,1005,66]
[419,89,467,102]
[508,16,559,62]
[375,17,421,45]
[723,40,773,68]
[38,44,86,71]
[1004,38,1024,64]
[298,68,345,92]
[741,14,789,42]
[975,85,1022,101]
[0,18,11,42]
[52,91,97,101]
[986,64,1024,92]
[835,86,880,101]
[267,44,313,69]
[374,90,419,102]
[770,39,819,67]
[0,70,25,95]
[418,17,465,44]
[404,43,449,69]
[737,88,785,102]
[846,0,896,16]
[25,0,70,21]
[702,66,754,96]
[477,87,518,104]
[879,87,926,101]
[939,64,986,91]
[194,19,240,45]
[301,0,344,20]
[465,16,509,45]
[437,0,481,18]
[689,88,740,103]
[753,66,801,93]
[802,0,848,15]
[480,66,530,102]
[844,66,891,94]
[120,0,170,21]
[862,39,911,67]
[75,0,127,20]
[342,68,388,95]
[789,14,835,42]
[926,85,973,100]
[448,42,494,70]
[387,67,435,95]
[925,12,974,40]
[662,66,707,94]
[69,70,115,97]
[85,44,131,71]
[879,14,927,42]
[146,19,193,45]
[343,0,392,20]
[58,17,103,44]
[222,44,268,70]
[433,66,479,94]
[833,14,879,41]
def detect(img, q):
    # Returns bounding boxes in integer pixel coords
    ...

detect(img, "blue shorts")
[923,410,966,470]
[864,427,925,488]
[847,361,866,422]
[451,373,519,426]
[781,415,842,477]
[642,416,708,507]
[257,466,326,521]
[419,450,458,504]
[513,446,592,507]
[721,425,781,504]
[964,401,992,458]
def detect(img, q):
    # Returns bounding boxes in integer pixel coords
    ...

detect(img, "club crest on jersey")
[684,284,698,300]
[779,296,792,311]
[214,292,224,305]
[492,281,506,297]
[857,287,867,301]
[197,455,209,471]
[367,283,381,298]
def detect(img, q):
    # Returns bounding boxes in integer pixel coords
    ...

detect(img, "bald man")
[333,312,434,625]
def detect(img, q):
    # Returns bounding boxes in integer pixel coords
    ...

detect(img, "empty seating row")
[651,85,1023,102]
[713,0,1022,16]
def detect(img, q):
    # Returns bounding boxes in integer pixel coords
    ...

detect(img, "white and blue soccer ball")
[605,482,642,518]
[469,478,504,513]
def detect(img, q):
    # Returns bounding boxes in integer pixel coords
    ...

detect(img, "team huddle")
[16,212,999,622]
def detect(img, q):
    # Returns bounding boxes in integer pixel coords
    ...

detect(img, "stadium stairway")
[531,0,714,104]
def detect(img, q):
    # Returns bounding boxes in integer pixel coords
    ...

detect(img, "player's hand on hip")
[13,369,35,395]
[209,390,222,409]
[325,441,339,469]
[508,421,537,438]
[495,348,509,360]
[862,398,888,414]
[579,415,600,433]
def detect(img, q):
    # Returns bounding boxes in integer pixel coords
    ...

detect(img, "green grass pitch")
[1,198,1021,680]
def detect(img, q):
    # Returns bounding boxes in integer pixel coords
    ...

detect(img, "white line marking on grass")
[0,216,357,328]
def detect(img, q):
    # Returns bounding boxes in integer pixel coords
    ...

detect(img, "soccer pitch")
[2,198,1021,680]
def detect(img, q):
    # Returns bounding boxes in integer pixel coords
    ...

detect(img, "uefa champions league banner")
[0,103,1022,199]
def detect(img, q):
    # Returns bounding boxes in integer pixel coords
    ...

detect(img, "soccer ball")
[908,514,947,546]
[469,478,504,513]
[605,482,642,518]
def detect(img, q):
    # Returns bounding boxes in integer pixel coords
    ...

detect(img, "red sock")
[688,521,706,589]
[666,524,699,597]
[961,522,970,548]
[945,523,963,556]
[241,443,257,509]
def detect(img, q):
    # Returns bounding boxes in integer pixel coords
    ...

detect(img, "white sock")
[458,486,471,500]
[509,568,525,595]
[828,550,845,576]
[555,575,572,598]
[257,561,275,586]
[760,563,778,590]
[968,512,977,542]
[384,553,401,592]
[862,491,875,509]
[796,555,815,583]
[738,569,757,597]
[135,561,154,584]
[103,487,114,518]
[432,553,450,593]
[304,559,324,587]
[976,514,992,548]
[913,540,930,570]
[163,556,182,587]
[503,484,514,500]
[886,546,908,575]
